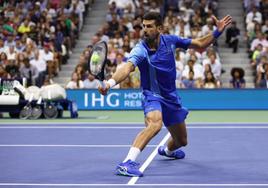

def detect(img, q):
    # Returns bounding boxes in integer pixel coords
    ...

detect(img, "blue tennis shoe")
[116,160,143,177]
[158,146,185,159]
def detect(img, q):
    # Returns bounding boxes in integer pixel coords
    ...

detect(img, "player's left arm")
[189,15,232,49]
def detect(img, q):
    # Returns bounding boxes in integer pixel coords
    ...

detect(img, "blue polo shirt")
[127,34,191,105]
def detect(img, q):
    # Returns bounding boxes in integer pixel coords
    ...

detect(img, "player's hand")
[212,15,232,33]
[98,80,110,95]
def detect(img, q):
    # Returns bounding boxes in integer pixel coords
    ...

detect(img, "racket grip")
[99,80,106,88]
[29,93,34,102]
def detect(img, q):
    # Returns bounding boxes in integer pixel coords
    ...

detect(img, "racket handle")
[99,80,106,88]
[29,93,34,102]
[37,96,42,105]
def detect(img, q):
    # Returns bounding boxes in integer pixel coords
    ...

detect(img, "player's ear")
[157,25,163,32]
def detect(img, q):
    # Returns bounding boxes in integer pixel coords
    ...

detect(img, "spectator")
[14,37,25,53]
[252,43,264,67]
[74,64,86,80]
[5,60,20,79]
[15,53,25,69]
[83,73,99,89]
[108,14,120,37]
[225,21,240,53]
[256,62,268,88]
[19,58,39,87]
[30,50,47,87]
[203,71,218,89]
[229,67,246,88]
[202,53,222,79]
[164,0,179,13]
[0,64,8,78]
[246,6,262,28]
[261,19,268,34]
[202,18,217,36]
[250,32,268,53]
[181,70,197,89]
[4,34,15,47]
[18,18,31,34]
[0,52,8,66]
[6,45,17,61]
[182,58,203,81]
[66,72,84,89]
[0,38,6,53]
[39,43,55,78]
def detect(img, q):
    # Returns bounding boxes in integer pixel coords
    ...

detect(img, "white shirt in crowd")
[39,49,54,61]
[66,80,84,89]
[83,79,99,89]
[202,59,222,78]
[182,63,204,80]
[30,57,46,73]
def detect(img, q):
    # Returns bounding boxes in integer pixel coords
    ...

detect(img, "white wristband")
[107,79,116,88]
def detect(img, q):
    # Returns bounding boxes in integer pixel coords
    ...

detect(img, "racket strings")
[89,44,107,75]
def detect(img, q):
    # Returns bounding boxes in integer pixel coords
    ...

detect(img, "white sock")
[164,147,174,156]
[123,147,141,162]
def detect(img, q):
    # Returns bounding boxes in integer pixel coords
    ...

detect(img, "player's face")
[142,20,160,43]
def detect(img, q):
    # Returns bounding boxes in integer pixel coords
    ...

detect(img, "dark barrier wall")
[67,89,268,110]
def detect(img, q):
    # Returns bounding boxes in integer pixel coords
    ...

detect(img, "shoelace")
[128,161,140,168]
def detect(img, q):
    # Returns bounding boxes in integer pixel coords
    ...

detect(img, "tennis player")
[99,12,232,177]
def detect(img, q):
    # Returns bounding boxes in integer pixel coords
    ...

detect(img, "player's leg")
[166,121,187,151]
[132,110,163,150]
[158,121,187,159]
[116,101,163,177]
[158,106,188,159]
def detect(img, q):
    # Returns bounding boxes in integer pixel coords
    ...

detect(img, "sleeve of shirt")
[171,35,192,50]
[127,45,146,67]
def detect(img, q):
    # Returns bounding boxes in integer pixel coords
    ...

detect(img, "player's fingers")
[211,15,219,24]
[98,83,109,95]
[226,17,233,24]
[222,15,232,23]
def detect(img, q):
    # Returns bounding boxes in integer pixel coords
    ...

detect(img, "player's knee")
[147,122,162,135]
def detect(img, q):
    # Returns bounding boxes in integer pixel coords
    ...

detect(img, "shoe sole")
[116,166,142,177]
[158,150,185,159]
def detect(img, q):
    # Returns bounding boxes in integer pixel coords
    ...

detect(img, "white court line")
[1,126,268,129]
[128,133,171,185]
[2,122,268,125]
[0,144,157,148]
[0,126,145,129]
[0,183,268,187]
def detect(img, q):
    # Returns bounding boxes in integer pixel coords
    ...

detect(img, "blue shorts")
[142,99,189,127]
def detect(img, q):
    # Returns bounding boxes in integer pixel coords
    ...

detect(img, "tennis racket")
[30,96,42,119]
[43,90,58,119]
[87,41,108,88]
[19,93,34,119]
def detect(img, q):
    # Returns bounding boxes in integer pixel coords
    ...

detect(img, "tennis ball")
[91,53,100,64]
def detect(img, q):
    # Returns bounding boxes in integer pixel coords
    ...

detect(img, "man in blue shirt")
[99,12,232,177]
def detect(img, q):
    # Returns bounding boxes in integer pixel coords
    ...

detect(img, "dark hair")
[204,71,216,83]
[143,12,163,26]
[231,67,245,78]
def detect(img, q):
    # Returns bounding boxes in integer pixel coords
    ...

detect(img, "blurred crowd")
[0,0,90,87]
[244,0,268,88]
[1,0,268,90]
[68,0,227,89]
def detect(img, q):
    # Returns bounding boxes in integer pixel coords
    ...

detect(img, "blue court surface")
[0,123,268,188]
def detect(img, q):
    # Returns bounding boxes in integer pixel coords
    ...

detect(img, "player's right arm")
[111,61,135,84]
[99,44,145,95]
[98,62,135,95]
